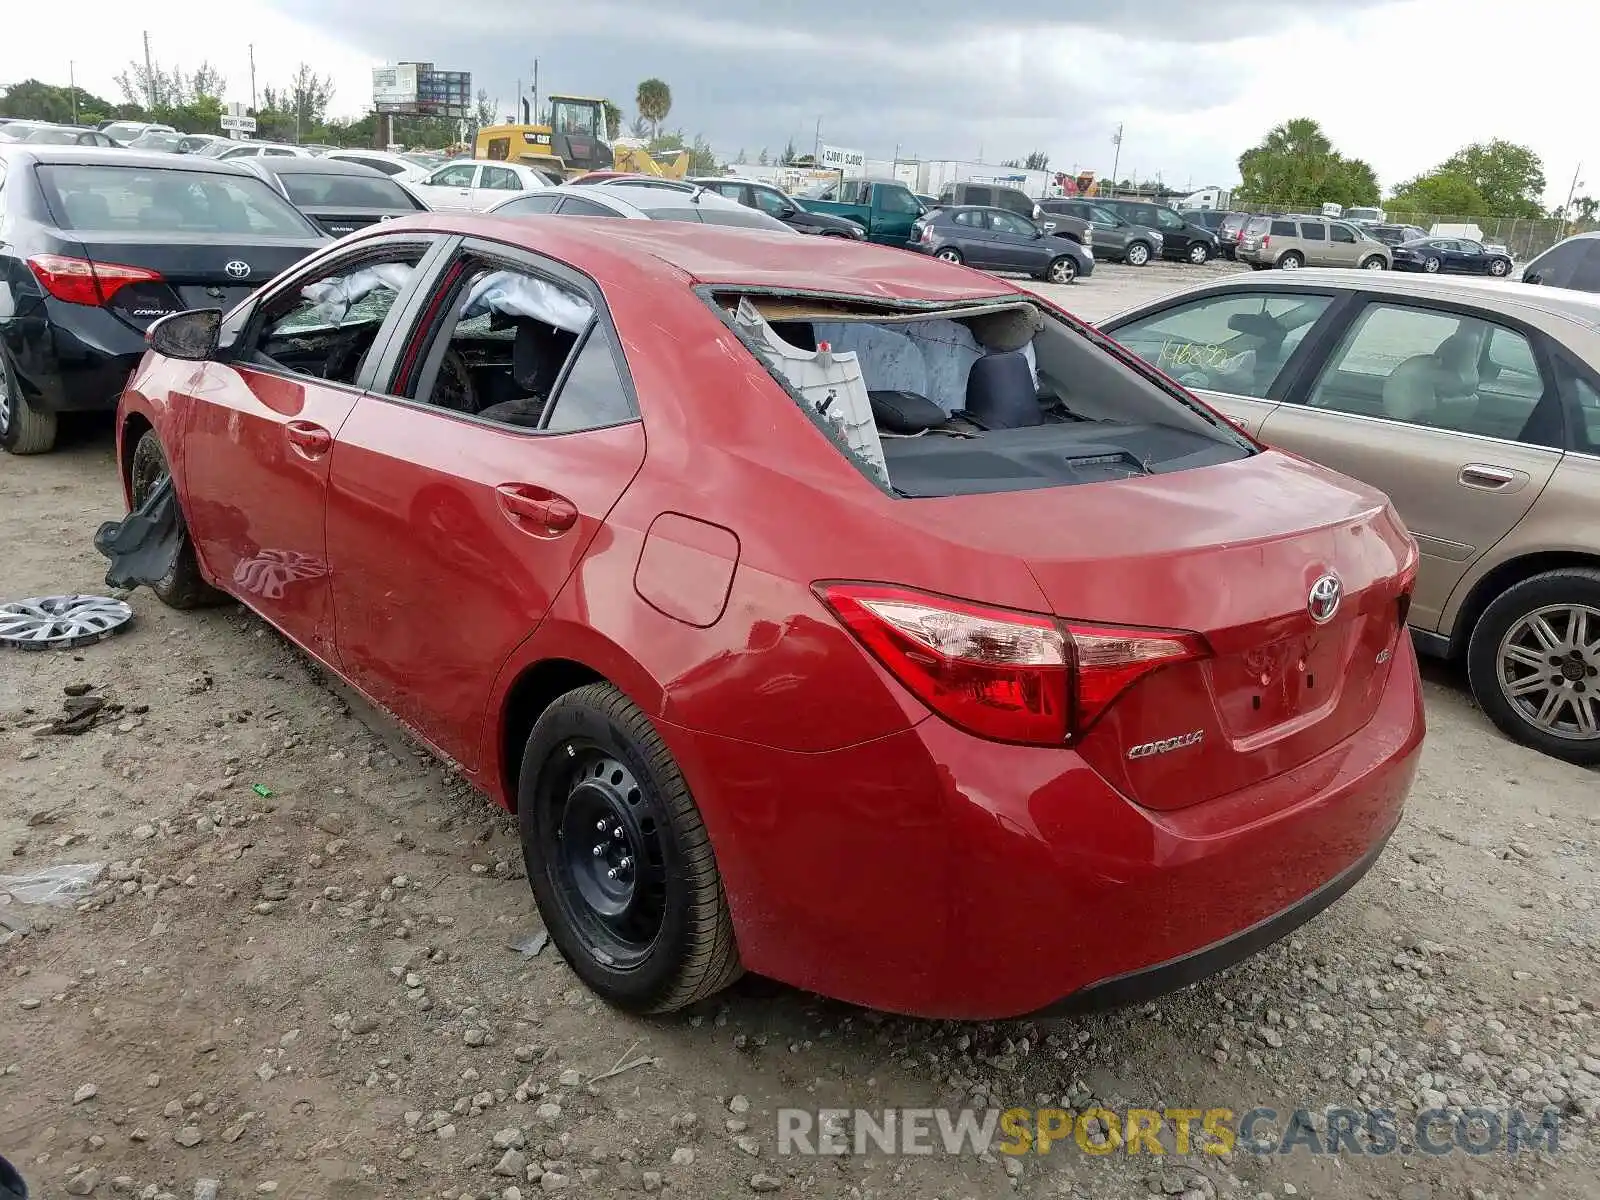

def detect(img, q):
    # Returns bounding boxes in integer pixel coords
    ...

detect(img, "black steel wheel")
[518,682,741,1012]
[128,431,223,609]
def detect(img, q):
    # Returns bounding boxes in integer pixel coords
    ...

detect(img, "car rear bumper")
[663,634,1424,1019]
[1,304,148,413]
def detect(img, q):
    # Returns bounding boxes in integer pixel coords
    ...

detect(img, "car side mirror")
[1523,271,1542,285]
[147,309,222,361]
[779,204,796,218]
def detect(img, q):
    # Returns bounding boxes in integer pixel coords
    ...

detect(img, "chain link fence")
[1230,202,1596,261]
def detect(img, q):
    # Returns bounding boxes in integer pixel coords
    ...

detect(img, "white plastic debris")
[0,863,105,907]
[736,298,887,482]
[459,270,593,333]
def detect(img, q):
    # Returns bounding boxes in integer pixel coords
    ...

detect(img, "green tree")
[634,78,671,140]
[1433,140,1545,217]
[602,100,622,141]
[757,147,769,165]
[0,79,117,125]
[1024,149,1050,171]
[781,138,797,164]
[1388,172,1489,218]
[1235,117,1379,208]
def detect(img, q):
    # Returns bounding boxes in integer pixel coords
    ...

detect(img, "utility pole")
[532,59,539,124]
[1109,123,1123,198]
[1563,162,1584,235]
[813,115,821,165]
[515,78,522,122]
[69,61,77,123]
[143,30,156,110]
[248,43,257,112]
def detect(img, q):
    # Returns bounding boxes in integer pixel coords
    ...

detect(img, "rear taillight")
[816,582,1207,745]
[26,254,163,306]
[920,224,935,245]
[1261,235,1271,249]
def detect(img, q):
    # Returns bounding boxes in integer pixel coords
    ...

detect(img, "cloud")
[257,0,1355,182]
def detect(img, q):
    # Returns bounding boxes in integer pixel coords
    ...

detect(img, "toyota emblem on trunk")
[224,261,251,279]
[1308,573,1342,624]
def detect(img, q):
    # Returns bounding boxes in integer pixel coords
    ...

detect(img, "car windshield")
[131,132,183,151]
[100,123,146,142]
[279,171,416,208]
[38,164,318,237]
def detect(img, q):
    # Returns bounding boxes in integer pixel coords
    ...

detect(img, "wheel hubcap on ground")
[1497,604,1600,740]
[550,747,668,963]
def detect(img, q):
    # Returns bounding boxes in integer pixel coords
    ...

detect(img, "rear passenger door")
[1103,289,1341,435]
[323,238,646,767]
[473,165,526,210]
[1260,299,1566,633]
[1326,222,1361,267]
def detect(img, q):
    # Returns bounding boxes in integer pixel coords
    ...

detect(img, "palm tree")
[635,79,671,141]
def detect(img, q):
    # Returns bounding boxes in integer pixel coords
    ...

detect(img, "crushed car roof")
[374,211,1024,301]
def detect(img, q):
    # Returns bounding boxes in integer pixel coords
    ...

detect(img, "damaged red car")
[111,213,1424,1019]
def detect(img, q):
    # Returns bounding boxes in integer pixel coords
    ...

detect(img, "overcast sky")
[3,0,1584,204]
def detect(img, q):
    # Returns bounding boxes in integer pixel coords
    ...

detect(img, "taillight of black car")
[26,254,163,306]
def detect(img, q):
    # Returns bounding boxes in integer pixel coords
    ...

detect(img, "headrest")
[964,352,1041,429]
[512,321,577,395]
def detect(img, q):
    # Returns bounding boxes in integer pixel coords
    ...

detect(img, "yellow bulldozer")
[473,94,689,181]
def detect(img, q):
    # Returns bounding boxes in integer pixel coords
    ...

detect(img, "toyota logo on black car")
[224,261,251,280]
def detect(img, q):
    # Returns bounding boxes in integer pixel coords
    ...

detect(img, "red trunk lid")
[900,450,1416,810]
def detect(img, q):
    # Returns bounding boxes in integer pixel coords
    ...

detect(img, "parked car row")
[1197,206,1519,278]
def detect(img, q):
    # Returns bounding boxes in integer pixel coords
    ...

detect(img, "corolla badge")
[1308,573,1342,624]
[1127,730,1204,760]
[224,260,251,280]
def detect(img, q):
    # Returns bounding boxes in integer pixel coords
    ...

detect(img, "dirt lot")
[2,260,1598,1200]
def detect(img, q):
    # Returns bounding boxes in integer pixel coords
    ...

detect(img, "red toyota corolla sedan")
[112,212,1424,1020]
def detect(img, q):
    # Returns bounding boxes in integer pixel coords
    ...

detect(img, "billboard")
[372,62,471,119]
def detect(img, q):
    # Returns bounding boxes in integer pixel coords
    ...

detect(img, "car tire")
[1124,241,1151,267]
[1046,256,1078,284]
[1360,255,1387,270]
[128,430,225,609]
[517,681,743,1013]
[934,247,964,264]
[0,351,58,456]
[1186,242,1211,265]
[1465,569,1600,766]
[1276,251,1304,270]
[1423,255,1441,273]
[1488,257,1510,277]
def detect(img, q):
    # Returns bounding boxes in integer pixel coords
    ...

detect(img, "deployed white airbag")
[459,270,594,333]
[297,263,414,325]
[812,317,1037,414]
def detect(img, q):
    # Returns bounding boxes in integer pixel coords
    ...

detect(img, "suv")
[1095,199,1217,263]
[1038,198,1162,266]
[1236,216,1391,271]
[937,181,1038,220]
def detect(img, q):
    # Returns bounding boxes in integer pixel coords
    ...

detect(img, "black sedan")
[1362,223,1429,247]
[1392,237,1513,276]
[0,147,328,454]
[907,205,1094,284]
[233,156,429,237]
[690,176,867,239]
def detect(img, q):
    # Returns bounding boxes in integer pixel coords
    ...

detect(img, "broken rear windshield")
[712,291,1253,498]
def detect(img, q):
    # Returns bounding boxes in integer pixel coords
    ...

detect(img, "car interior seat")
[63,191,112,229]
[964,351,1042,429]
[473,319,579,428]
[1381,331,1479,424]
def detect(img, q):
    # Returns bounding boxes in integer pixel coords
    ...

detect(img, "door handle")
[1458,463,1517,490]
[496,484,578,535]
[285,421,332,458]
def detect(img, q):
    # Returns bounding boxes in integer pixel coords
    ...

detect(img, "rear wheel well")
[1448,551,1600,656]
[499,659,605,809]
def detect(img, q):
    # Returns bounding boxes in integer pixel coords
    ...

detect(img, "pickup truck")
[797,178,926,247]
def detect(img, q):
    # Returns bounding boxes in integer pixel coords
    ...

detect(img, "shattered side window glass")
[271,263,416,335]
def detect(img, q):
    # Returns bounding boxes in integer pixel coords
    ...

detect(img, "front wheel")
[128,431,224,609]
[1123,241,1151,267]
[1423,255,1441,273]
[0,351,57,455]
[1488,257,1510,276]
[1466,569,1600,765]
[518,682,743,1013]
[1186,242,1211,265]
[935,247,964,264]
[1277,251,1304,270]
[1046,255,1078,284]
[1360,255,1387,270]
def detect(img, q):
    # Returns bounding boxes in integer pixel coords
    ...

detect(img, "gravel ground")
[1,260,1597,1200]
